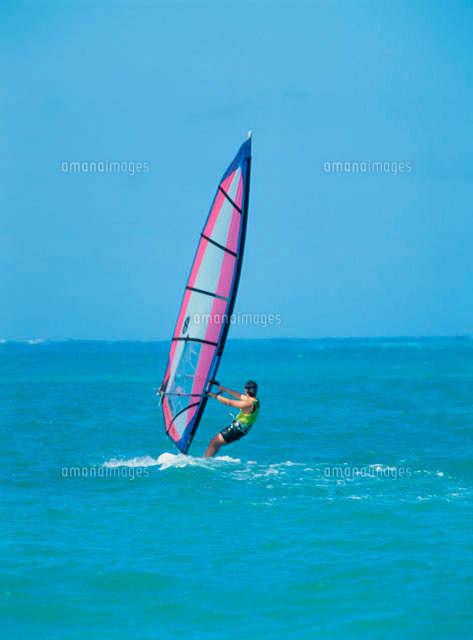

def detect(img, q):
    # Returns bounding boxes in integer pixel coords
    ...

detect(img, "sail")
[159,135,252,453]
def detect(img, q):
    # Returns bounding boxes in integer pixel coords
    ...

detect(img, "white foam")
[280,461,304,467]
[157,452,241,470]
[253,468,280,478]
[368,464,397,471]
[103,455,160,468]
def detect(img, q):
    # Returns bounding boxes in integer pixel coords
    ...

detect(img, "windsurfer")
[203,381,259,457]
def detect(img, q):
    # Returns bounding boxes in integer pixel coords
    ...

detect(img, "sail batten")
[159,137,252,453]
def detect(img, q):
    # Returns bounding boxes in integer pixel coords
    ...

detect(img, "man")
[204,380,260,458]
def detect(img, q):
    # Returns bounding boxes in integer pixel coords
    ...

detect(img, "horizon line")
[1,335,472,344]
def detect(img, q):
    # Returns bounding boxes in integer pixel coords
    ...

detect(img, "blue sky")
[1,0,472,339]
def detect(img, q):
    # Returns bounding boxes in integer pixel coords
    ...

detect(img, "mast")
[217,132,252,355]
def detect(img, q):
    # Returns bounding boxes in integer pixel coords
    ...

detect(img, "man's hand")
[218,384,225,392]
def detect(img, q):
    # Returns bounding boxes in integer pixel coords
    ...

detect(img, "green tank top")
[235,398,260,427]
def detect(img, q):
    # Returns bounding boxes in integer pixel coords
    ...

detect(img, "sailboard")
[159,134,252,453]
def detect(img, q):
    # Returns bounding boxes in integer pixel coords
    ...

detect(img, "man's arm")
[208,392,252,410]
[218,384,245,401]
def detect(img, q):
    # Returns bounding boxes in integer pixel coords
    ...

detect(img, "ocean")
[2,338,472,639]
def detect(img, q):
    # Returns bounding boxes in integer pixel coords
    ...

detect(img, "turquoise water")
[2,338,472,639]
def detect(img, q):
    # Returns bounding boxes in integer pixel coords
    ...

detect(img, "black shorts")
[220,421,250,444]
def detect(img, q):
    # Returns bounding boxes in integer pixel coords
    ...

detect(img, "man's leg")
[203,433,226,458]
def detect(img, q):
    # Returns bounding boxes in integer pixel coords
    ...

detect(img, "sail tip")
[248,130,252,139]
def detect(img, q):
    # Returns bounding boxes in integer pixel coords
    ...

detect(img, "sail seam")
[172,336,218,347]
[186,285,229,301]
[218,186,242,213]
[201,234,237,257]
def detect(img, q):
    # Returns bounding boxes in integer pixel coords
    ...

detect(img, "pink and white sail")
[159,135,252,453]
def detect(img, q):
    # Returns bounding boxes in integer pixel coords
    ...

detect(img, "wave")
[98,455,470,504]
[103,456,161,468]
[156,452,240,470]
[102,453,241,470]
